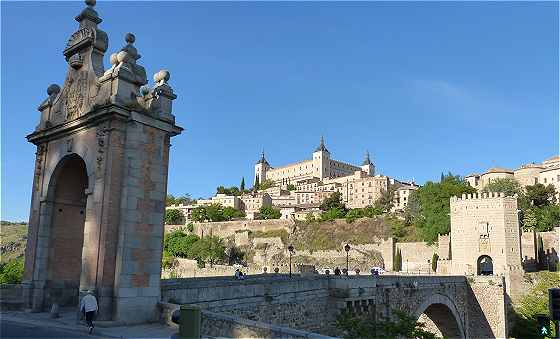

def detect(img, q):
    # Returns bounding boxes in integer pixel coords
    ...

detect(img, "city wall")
[396,242,437,272]
[520,227,559,271]
[165,219,294,239]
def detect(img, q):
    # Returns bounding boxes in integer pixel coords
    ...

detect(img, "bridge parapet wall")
[161,274,506,338]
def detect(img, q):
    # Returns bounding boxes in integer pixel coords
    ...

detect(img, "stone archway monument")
[23,0,182,323]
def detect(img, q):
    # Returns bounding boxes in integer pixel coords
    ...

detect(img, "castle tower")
[450,193,522,294]
[254,150,270,184]
[313,136,331,180]
[360,150,375,176]
[23,0,182,323]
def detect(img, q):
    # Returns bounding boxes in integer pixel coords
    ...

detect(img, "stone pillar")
[23,0,182,323]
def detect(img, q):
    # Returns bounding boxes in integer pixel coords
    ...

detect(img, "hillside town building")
[465,155,560,194]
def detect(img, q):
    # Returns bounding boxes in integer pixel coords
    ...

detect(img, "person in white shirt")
[80,290,98,334]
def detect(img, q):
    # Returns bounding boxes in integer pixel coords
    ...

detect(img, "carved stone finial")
[120,33,139,61]
[140,85,150,96]
[154,70,170,85]
[47,84,61,97]
[125,33,135,44]
[85,0,96,7]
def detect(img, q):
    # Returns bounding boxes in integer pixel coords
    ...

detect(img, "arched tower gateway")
[449,193,523,295]
[312,136,331,179]
[23,0,182,323]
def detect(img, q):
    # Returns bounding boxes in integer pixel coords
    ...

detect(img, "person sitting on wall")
[334,267,341,275]
[234,268,241,280]
[239,271,245,280]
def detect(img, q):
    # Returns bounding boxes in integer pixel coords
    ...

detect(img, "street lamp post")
[288,245,295,278]
[344,244,351,275]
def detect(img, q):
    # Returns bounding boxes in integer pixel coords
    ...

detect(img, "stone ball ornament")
[47,84,61,96]
[110,53,118,66]
[125,33,136,44]
[116,50,129,64]
[154,70,170,84]
[85,0,96,7]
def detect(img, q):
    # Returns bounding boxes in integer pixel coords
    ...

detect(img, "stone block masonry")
[161,274,506,338]
[23,0,182,323]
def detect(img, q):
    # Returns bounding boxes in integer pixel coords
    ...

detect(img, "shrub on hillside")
[511,272,559,338]
[345,209,364,223]
[0,258,24,284]
[164,230,200,257]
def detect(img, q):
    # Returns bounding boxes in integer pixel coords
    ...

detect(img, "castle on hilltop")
[255,137,374,186]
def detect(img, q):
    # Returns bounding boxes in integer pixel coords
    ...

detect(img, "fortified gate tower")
[23,0,182,323]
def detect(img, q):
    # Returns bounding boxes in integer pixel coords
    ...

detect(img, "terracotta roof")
[485,167,513,174]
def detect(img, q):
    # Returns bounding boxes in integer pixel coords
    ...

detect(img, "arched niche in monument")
[22,0,183,323]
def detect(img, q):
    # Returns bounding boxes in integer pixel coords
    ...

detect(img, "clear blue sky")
[1,1,558,221]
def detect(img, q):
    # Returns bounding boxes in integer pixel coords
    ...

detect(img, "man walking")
[80,290,98,334]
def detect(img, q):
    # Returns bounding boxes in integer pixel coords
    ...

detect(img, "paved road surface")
[0,320,103,338]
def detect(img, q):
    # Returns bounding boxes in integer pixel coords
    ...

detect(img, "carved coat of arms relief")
[64,71,88,121]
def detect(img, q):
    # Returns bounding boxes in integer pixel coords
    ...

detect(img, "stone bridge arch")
[414,293,466,339]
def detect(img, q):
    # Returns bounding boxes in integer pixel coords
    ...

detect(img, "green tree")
[186,222,194,233]
[404,193,421,225]
[525,183,557,207]
[240,177,245,192]
[253,175,260,191]
[431,253,439,272]
[286,184,296,191]
[534,204,560,232]
[166,194,176,206]
[320,191,346,212]
[336,309,439,339]
[412,174,476,243]
[206,203,225,222]
[223,207,245,221]
[165,209,185,225]
[363,205,383,218]
[259,206,281,220]
[523,208,538,230]
[374,184,397,212]
[0,258,24,284]
[393,249,402,272]
[482,177,523,197]
[320,207,346,221]
[188,236,226,267]
[175,194,194,205]
[191,206,208,222]
[216,186,241,196]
